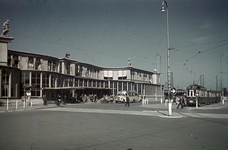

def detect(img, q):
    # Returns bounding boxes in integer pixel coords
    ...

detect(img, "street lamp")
[161,0,172,116]
[155,53,163,103]
[220,53,228,105]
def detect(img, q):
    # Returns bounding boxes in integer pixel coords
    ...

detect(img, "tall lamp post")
[161,0,172,116]
[155,53,163,103]
[220,53,228,105]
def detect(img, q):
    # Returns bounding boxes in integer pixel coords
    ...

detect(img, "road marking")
[180,113,228,119]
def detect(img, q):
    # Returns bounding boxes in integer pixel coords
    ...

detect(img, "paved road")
[0,100,227,150]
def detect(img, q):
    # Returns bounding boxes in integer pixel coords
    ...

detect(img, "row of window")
[8,55,153,82]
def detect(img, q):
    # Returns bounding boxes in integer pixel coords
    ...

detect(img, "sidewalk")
[0,103,58,113]
[140,99,228,118]
[140,99,227,110]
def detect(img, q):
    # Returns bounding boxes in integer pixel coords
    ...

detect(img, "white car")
[116,90,139,103]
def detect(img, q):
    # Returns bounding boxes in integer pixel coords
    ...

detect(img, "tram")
[186,84,221,106]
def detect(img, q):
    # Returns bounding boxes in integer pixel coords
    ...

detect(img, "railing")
[0,98,48,112]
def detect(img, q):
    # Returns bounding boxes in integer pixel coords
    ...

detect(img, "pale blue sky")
[1,0,228,90]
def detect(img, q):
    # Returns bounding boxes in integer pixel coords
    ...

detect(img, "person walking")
[43,94,47,106]
[125,94,130,107]
[57,95,61,106]
[176,96,182,109]
[172,96,178,105]
[94,94,97,103]
[181,96,186,109]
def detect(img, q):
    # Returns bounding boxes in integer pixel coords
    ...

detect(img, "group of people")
[79,94,98,103]
[173,96,186,109]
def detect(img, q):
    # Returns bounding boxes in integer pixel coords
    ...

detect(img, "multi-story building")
[0,35,163,103]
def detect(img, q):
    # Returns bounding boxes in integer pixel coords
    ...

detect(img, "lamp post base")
[168,102,172,116]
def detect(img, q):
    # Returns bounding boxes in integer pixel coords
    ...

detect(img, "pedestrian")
[57,95,61,106]
[173,96,178,105]
[176,96,182,109]
[94,94,97,103]
[125,94,130,107]
[84,94,87,102]
[43,94,47,106]
[181,97,186,109]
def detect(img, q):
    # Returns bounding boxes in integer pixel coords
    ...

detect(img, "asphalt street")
[0,100,227,150]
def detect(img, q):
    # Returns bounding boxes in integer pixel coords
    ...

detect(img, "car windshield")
[118,91,127,96]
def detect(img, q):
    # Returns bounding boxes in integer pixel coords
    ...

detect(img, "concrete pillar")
[0,36,14,66]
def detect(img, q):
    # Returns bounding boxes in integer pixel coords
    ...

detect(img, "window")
[42,73,49,88]
[67,63,70,75]
[79,66,82,76]
[22,72,30,86]
[131,71,135,80]
[64,78,68,87]
[88,80,92,87]
[52,61,56,72]
[79,79,83,87]
[32,72,40,96]
[48,60,51,71]
[69,79,73,87]
[12,55,19,68]
[105,81,108,88]
[1,70,9,96]
[59,62,62,73]
[118,82,122,91]
[97,81,100,87]
[28,57,34,69]
[35,58,41,70]
[123,82,127,90]
[138,84,141,95]
[110,81,113,89]
[118,70,127,80]
[75,79,78,87]
[104,70,113,79]
[93,81,96,87]
[84,80,87,87]
[51,75,55,87]
[75,65,79,76]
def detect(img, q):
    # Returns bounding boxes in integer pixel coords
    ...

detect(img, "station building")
[0,35,163,103]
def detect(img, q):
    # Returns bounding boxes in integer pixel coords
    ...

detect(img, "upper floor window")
[118,70,127,80]
[59,62,62,73]
[28,57,34,69]
[67,63,71,75]
[35,58,41,70]
[75,65,79,76]
[8,55,19,68]
[104,71,113,80]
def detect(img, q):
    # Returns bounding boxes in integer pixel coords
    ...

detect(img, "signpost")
[195,92,199,108]
[26,90,32,107]
[170,87,177,96]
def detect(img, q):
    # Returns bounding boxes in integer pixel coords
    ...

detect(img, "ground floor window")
[1,70,9,96]
[32,72,41,96]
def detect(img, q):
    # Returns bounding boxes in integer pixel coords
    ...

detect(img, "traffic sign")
[195,92,199,97]
[170,87,176,95]
[26,90,31,96]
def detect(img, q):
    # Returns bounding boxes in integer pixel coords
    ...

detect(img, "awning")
[42,87,85,90]
[42,87,113,90]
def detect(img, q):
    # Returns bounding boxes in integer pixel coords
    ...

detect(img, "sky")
[1,0,228,90]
